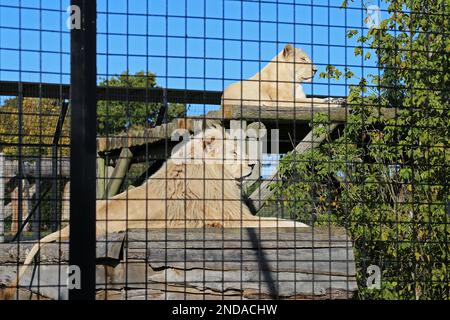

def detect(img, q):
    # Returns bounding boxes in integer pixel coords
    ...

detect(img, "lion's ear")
[283,44,294,58]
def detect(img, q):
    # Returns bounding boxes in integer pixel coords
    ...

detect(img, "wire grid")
[0,0,449,300]
[0,0,71,300]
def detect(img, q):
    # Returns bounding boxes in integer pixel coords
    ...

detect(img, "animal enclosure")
[0,0,448,301]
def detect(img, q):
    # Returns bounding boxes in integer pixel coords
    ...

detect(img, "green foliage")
[97,71,185,135]
[274,0,450,299]
[0,98,70,156]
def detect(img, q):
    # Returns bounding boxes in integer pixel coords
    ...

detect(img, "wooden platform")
[0,227,357,300]
[97,104,395,153]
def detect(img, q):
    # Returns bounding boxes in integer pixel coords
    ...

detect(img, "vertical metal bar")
[155,88,168,126]
[51,144,58,232]
[31,158,40,233]
[51,101,69,232]
[17,83,23,239]
[69,0,97,300]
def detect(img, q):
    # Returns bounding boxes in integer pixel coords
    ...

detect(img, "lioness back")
[222,44,318,107]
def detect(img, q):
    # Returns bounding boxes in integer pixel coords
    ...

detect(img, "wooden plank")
[95,265,356,299]
[123,256,355,277]
[0,229,351,262]
[142,247,353,267]
[0,232,124,264]
[146,268,357,298]
[96,104,398,153]
[127,227,349,242]
[0,228,356,300]
[126,227,349,242]
[97,120,181,153]
[249,124,339,212]
[221,104,396,121]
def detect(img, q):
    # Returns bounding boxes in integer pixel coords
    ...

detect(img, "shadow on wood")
[0,227,358,300]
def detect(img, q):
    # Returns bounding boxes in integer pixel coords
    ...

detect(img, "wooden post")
[0,153,4,242]
[106,148,133,198]
[249,124,339,213]
[10,187,19,234]
[97,157,106,199]
[10,180,32,234]
[31,158,41,233]
[22,179,31,232]
[61,181,70,224]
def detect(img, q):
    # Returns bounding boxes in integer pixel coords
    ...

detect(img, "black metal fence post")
[69,0,97,300]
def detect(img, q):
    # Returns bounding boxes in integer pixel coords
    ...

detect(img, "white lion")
[222,44,332,107]
[4,126,305,299]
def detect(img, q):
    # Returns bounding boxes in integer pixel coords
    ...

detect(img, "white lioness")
[222,44,329,107]
[5,126,305,299]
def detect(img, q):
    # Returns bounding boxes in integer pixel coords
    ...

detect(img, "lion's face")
[282,44,318,83]
[220,135,255,181]
[171,127,255,181]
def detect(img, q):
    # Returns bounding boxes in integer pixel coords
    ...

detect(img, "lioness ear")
[283,44,294,58]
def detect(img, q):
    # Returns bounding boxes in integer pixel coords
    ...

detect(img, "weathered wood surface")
[97,104,396,153]
[218,104,395,122]
[97,121,180,153]
[248,124,339,212]
[105,147,133,198]
[97,158,106,199]
[0,227,357,300]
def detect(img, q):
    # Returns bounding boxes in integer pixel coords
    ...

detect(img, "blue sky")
[0,0,387,114]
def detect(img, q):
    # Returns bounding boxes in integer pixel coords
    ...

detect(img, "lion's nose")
[312,65,318,74]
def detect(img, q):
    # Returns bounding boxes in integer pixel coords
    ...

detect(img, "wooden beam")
[0,227,357,300]
[105,148,133,198]
[95,102,400,153]
[248,124,339,213]
[97,121,179,153]
[218,104,396,122]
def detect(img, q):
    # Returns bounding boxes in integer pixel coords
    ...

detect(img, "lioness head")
[281,44,318,83]
[171,126,255,181]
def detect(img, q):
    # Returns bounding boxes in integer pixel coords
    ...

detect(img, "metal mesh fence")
[0,0,448,301]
